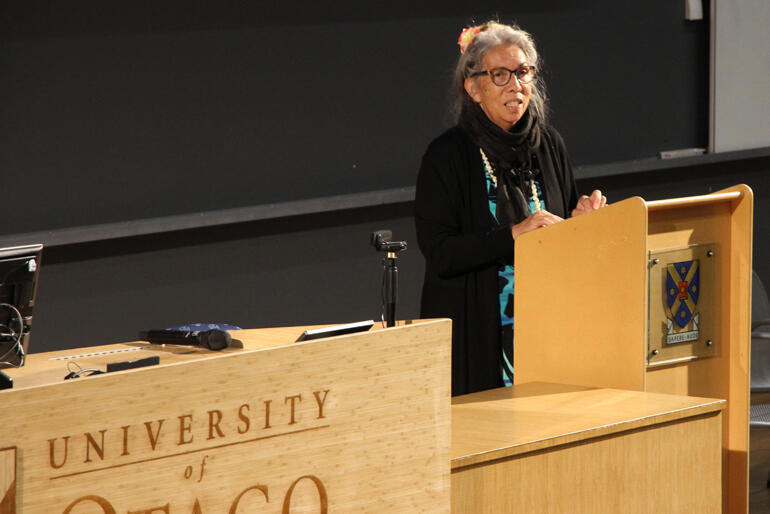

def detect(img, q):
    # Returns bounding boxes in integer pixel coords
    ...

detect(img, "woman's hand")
[511,209,564,239]
[571,189,607,217]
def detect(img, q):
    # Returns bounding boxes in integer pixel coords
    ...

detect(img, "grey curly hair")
[452,21,548,127]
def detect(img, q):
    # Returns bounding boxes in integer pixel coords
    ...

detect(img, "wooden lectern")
[0,321,451,513]
[514,184,753,513]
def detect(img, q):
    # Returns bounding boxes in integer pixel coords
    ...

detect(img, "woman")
[415,21,606,396]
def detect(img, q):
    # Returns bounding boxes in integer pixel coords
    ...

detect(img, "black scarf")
[459,102,543,226]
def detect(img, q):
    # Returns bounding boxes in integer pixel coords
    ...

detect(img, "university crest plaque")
[648,243,718,366]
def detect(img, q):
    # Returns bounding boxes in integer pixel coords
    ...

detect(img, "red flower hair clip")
[458,26,482,53]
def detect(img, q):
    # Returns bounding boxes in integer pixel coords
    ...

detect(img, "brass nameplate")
[648,244,718,366]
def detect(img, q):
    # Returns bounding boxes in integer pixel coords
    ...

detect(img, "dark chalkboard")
[0,1,708,236]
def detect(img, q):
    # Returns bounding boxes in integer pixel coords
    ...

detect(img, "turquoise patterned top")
[484,170,545,386]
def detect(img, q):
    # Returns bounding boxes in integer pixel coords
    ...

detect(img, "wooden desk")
[452,382,725,513]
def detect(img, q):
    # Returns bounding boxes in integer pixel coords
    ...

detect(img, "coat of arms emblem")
[665,259,700,344]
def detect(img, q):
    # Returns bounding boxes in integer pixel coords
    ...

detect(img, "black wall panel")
[2,1,708,235]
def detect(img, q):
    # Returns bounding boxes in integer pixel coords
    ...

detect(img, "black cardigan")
[414,125,579,396]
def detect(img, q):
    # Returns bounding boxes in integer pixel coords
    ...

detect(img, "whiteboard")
[710,0,770,152]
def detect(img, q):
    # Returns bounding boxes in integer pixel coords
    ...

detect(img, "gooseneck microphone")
[138,329,232,351]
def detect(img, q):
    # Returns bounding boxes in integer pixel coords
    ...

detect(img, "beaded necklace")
[479,148,541,212]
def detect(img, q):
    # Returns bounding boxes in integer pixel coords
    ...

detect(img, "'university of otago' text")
[46,389,331,475]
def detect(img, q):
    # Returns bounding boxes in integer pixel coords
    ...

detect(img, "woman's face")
[464,44,532,131]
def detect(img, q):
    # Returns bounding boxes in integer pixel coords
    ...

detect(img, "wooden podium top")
[3,321,415,390]
[451,381,725,469]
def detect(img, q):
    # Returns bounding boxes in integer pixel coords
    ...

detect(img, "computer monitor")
[0,244,43,369]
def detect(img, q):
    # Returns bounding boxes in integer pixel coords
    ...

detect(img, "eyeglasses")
[470,65,536,87]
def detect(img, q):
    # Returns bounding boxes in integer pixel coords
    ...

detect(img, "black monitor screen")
[0,244,42,369]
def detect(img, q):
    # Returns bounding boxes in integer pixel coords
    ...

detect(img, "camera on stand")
[370,230,407,327]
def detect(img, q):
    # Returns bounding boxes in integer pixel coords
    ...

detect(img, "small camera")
[370,230,407,253]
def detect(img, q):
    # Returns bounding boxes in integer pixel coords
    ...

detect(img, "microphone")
[138,329,232,351]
